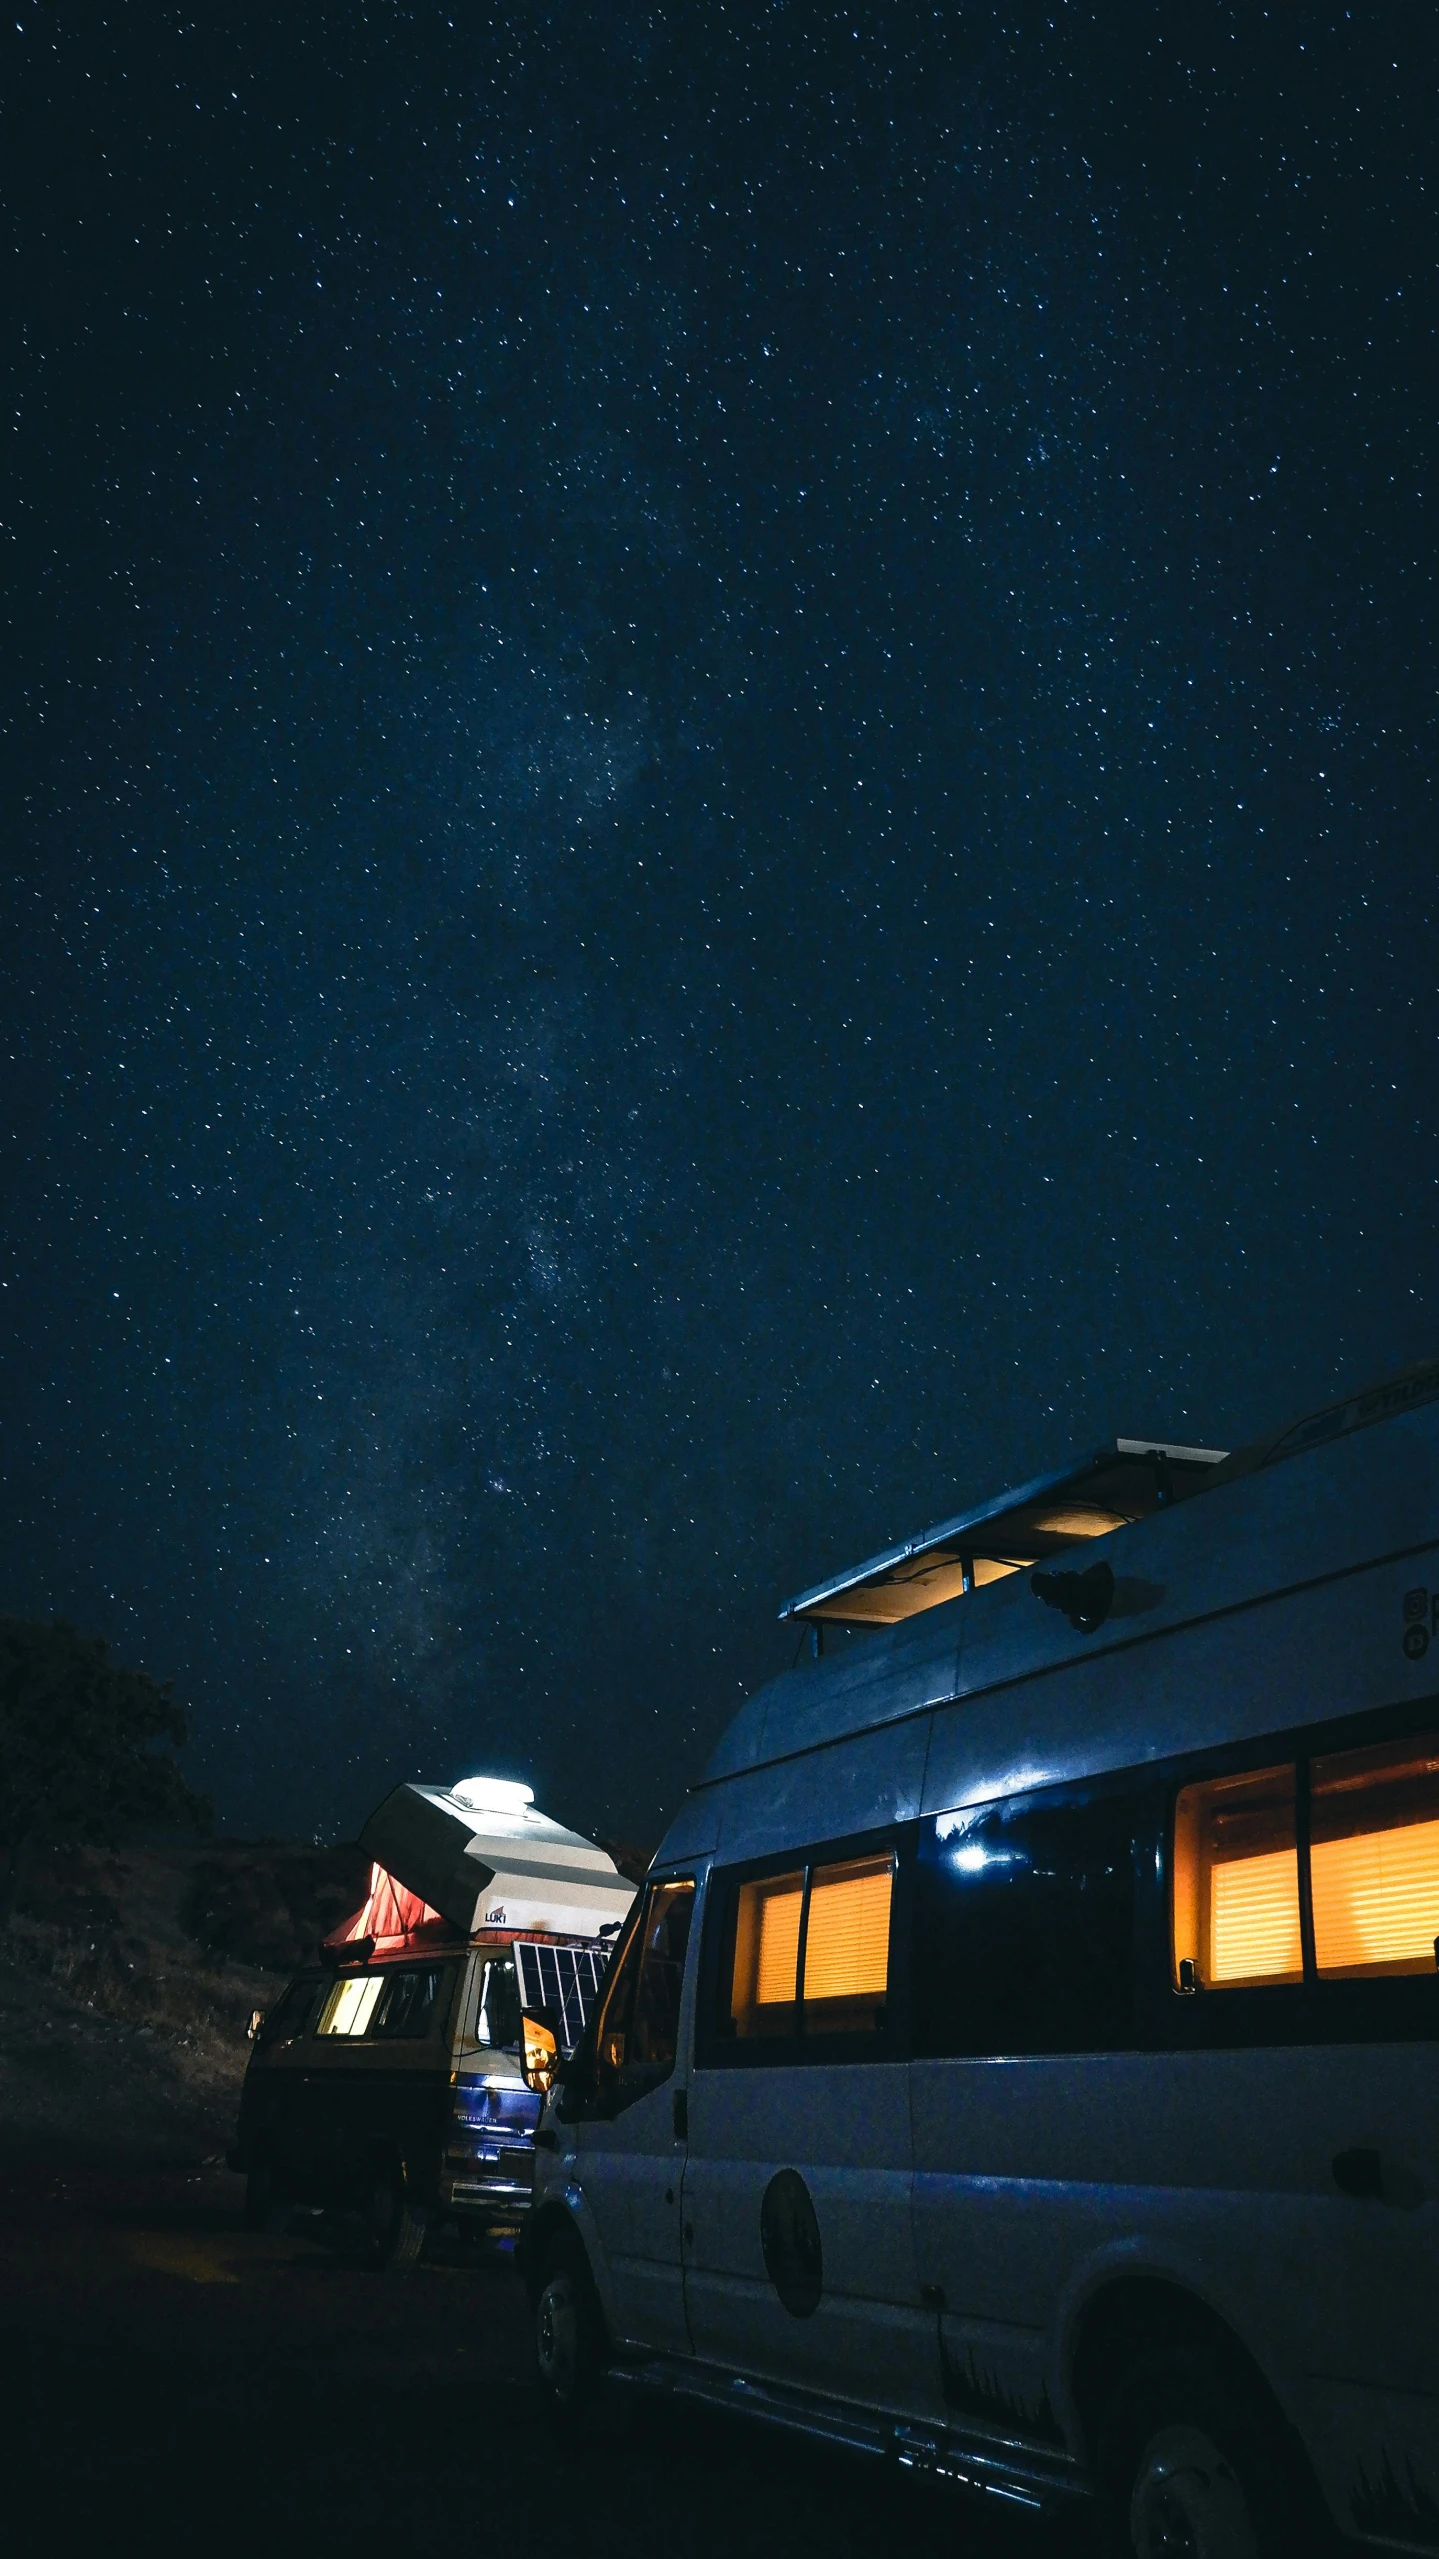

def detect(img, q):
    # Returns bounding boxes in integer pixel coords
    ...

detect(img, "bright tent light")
[450,1774,536,1815]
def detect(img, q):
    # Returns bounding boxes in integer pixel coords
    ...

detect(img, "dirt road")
[0,2157,1093,2559]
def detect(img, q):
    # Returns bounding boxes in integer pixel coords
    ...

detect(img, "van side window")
[370,1965,451,2040]
[595,1878,695,2107]
[1172,1764,1301,1990]
[914,1786,1139,2056]
[730,1870,804,2037]
[1311,1734,1439,1978]
[802,1854,893,2035]
[316,1973,384,2037]
[718,1843,898,2050]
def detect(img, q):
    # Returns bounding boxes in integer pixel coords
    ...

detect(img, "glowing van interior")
[1173,1735,1439,1988]
[1311,1735,1439,1975]
[730,1852,894,2036]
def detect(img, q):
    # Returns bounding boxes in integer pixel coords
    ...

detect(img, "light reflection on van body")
[524,1360,1439,2557]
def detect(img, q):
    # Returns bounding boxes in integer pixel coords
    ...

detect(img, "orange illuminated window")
[802,1854,893,2032]
[1311,1735,1439,1978]
[729,1853,894,2038]
[730,1872,804,2037]
[1172,1765,1301,1989]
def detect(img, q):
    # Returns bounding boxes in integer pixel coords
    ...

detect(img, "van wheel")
[1096,2344,1305,2559]
[534,2232,606,2429]
[243,2156,290,2235]
[361,2163,427,2272]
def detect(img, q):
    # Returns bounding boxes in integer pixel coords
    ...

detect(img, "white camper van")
[520,1363,1439,2557]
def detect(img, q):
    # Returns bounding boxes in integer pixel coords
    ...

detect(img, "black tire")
[360,2161,427,2272]
[243,2155,290,2235]
[1095,2340,1316,2559]
[533,2230,607,2430]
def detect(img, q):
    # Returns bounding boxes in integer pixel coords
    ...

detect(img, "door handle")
[672,2087,689,2143]
[1332,2146,1383,2199]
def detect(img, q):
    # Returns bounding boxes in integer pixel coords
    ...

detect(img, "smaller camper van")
[231,1777,634,2264]
[522,1363,1439,2559]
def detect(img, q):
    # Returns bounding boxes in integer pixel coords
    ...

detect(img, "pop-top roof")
[356,1780,637,1942]
[779,1438,1229,1628]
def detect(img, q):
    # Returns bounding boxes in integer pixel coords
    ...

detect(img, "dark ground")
[0,2153,1093,2559]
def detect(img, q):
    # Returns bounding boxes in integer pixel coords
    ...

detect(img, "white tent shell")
[358,1777,637,1943]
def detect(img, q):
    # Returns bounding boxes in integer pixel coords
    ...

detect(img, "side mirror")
[520,2009,560,2096]
[247,2009,266,2042]
[555,2041,596,2121]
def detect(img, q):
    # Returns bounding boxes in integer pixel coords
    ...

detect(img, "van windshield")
[256,1975,321,2047]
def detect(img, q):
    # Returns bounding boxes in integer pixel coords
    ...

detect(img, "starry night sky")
[3,4,1436,1849]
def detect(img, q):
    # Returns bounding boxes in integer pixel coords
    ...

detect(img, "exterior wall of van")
[526,1377,1439,2555]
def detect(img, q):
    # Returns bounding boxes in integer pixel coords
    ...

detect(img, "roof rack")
[778,1438,1228,1629]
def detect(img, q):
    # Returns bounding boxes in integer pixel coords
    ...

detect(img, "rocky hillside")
[0,1838,369,2165]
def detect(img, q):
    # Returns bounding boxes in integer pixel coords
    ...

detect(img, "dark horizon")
[3,4,1435,1851]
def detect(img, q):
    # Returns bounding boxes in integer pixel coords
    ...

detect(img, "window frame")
[1155,1694,1439,2049]
[1171,1760,1305,1995]
[695,1823,913,2071]
[367,1961,458,2043]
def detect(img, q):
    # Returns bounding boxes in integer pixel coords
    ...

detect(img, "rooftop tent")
[351,1775,638,1942]
[326,1862,450,1955]
[778,1439,1229,1629]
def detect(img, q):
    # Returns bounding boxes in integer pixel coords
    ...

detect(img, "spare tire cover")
[760,2168,823,2318]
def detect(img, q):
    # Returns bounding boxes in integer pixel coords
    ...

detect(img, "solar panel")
[514,1939,612,2056]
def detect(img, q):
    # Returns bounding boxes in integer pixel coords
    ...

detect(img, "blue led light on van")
[949,1844,1022,1873]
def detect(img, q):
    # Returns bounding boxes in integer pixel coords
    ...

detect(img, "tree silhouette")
[0,1617,211,1925]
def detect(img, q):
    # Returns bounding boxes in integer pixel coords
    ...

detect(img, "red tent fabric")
[325,1860,449,1952]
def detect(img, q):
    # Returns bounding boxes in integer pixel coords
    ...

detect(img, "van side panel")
[912,2042,1439,2533]
[686,2061,930,2415]
[698,1612,958,1787]
[651,1793,722,1864]
[924,1548,1439,1820]
[712,1714,932,1864]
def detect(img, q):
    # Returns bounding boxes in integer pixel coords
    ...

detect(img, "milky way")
[3,5,1435,1844]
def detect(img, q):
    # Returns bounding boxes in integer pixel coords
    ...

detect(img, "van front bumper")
[442,2147,536,2215]
[445,2174,535,2214]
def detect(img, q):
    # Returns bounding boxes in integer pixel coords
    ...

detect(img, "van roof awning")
[778,1439,1228,1629]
